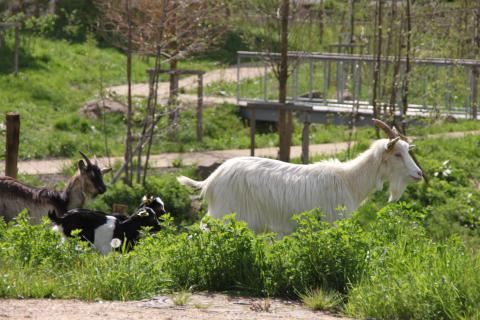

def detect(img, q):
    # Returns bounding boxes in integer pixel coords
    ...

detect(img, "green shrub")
[346,236,480,319]
[262,210,369,296]
[89,174,193,221]
[160,215,265,292]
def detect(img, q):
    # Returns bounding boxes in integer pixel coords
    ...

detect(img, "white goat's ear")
[408,144,416,151]
[385,137,400,151]
[101,167,112,174]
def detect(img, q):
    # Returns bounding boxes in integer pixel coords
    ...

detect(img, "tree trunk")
[382,0,396,110]
[401,0,412,118]
[372,0,383,137]
[278,0,291,162]
[124,0,133,186]
[349,0,355,55]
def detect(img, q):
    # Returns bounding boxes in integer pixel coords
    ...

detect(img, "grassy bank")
[2,134,480,319]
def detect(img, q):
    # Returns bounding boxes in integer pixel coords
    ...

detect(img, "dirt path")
[0,142,351,175]
[0,293,352,320]
[1,130,478,176]
[107,64,266,98]
[0,131,480,175]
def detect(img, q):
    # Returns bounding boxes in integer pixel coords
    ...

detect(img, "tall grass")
[2,203,480,319]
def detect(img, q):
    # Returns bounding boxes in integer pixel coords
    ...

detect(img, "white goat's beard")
[388,177,408,202]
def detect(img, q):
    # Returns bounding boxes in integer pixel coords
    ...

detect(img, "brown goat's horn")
[79,151,92,167]
[372,118,397,139]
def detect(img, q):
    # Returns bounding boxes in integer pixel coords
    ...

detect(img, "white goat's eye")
[395,153,402,158]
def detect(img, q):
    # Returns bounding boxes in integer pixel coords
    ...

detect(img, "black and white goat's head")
[77,151,111,197]
[138,194,167,216]
[127,196,167,232]
[373,119,424,202]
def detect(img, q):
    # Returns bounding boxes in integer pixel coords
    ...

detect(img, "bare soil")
[0,293,353,320]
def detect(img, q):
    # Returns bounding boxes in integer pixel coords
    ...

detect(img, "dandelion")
[110,238,122,249]
[443,169,451,176]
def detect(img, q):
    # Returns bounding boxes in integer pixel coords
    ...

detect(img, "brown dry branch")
[94,0,227,184]
[232,0,314,162]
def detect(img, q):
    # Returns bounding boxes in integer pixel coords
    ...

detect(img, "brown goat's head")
[78,151,111,197]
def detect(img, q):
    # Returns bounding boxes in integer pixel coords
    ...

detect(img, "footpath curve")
[1,130,479,176]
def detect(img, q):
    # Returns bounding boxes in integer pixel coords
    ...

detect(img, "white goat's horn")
[373,118,397,139]
[386,137,400,150]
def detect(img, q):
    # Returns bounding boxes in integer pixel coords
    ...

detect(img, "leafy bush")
[1,202,480,320]
[89,174,193,222]
[262,210,369,296]
[160,215,265,292]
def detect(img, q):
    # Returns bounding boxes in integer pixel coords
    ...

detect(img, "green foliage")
[300,288,344,312]
[346,218,480,319]
[0,36,218,160]
[161,215,265,292]
[263,210,369,296]
[54,0,98,42]
[2,202,480,320]
[88,174,193,222]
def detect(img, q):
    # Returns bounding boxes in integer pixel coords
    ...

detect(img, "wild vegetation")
[1,1,480,319]
[1,134,480,319]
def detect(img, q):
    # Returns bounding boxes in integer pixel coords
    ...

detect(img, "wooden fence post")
[197,74,203,142]
[5,112,20,178]
[472,67,478,119]
[250,108,256,156]
[301,111,310,164]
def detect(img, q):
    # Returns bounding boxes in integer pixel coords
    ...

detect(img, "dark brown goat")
[0,152,111,224]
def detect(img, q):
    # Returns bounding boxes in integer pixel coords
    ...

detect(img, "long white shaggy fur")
[178,139,422,236]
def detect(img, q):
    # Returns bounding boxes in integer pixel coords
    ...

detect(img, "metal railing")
[237,51,480,120]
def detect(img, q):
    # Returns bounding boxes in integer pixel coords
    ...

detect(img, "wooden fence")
[246,102,313,164]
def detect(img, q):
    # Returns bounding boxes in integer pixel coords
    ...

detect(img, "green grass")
[0,32,478,163]
[0,35,220,160]
[2,134,480,319]
[300,288,343,312]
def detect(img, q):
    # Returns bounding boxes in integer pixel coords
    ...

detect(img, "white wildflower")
[110,238,122,249]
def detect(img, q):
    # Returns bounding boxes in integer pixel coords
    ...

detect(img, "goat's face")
[382,138,423,202]
[78,152,111,197]
[132,207,162,232]
[139,195,167,215]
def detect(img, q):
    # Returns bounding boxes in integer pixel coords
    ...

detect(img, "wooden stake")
[472,67,478,119]
[250,109,256,156]
[197,74,204,142]
[5,112,20,178]
[301,112,310,164]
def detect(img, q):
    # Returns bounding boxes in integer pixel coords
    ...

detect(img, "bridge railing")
[236,51,480,120]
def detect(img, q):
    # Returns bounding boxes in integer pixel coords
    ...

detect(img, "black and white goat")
[48,195,166,254]
[0,152,111,224]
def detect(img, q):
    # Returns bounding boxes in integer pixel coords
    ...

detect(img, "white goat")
[177,119,423,236]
